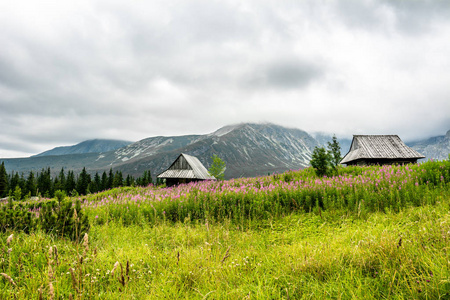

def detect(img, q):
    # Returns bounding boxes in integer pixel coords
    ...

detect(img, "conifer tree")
[56,168,66,191]
[19,173,26,193]
[125,174,134,186]
[327,135,342,168]
[9,172,20,195]
[76,167,91,195]
[137,170,153,186]
[101,171,108,191]
[25,170,37,197]
[92,172,101,193]
[65,171,76,194]
[13,185,22,200]
[108,168,114,190]
[310,146,331,177]
[0,162,8,197]
[37,168,52,197]
[113,171,123,187]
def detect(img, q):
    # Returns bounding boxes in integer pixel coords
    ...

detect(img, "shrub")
[0,205,35,233]
[39,198,90,241]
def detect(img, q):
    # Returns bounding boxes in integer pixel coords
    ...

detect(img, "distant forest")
[0,162,154,199]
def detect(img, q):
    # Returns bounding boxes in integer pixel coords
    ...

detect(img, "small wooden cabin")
[340,135,425,166]
[157,153,216,186]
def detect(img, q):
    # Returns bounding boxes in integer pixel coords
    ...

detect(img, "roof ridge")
[353,134,399,137]
[341,135,425,164]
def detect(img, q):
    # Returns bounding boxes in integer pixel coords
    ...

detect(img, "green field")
[1,161,449,299]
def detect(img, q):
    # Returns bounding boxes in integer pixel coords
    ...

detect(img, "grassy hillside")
[0,161,449,299]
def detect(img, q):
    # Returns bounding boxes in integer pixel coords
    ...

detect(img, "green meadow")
[1,160,449,299]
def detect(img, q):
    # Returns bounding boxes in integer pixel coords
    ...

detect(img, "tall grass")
[1,199,450,298]
[82,161,450,227]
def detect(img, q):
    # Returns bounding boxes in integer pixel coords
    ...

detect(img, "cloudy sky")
[1,0,449,158]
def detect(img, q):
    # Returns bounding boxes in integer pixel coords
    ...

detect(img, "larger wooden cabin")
[157,153,216,186]
[340,135,425,166]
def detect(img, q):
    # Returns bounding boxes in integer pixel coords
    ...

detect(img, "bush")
[40,198,89,241]
[0,192,91,241]
[0,205,36,233]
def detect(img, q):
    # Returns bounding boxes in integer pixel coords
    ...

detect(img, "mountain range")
[406,130,450,162]
[1,123,449,179]
[33,139,132,157]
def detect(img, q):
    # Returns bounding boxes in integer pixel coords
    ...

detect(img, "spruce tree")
[25,171,37,196]
[327,135,342,168]
[13,185,22,200]
[76,167,90,195]
[136,174,142,186]
[37,168,52,197]
[19,173,26,193]
[113,171,123,187]
[0,162,8,197]
[57,168,66,191]
[101,171,108,191]
[92,172,101,193]
[125,174,134,186]
[9,172,19,195]
[65,171,76,194]
[108,168,114,190]
[310,146,331,177]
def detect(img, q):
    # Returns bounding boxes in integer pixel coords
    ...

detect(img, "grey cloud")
[245,60,325,90]
[0,140,39,154]
[385,0,450,34]
[266,61,324,89]
[169,2,257,45]
[335,0,450,35]
[336,1,387,31]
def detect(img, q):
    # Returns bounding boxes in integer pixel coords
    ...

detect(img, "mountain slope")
[101,123,319,178]
[34,139,132,157]
[104,135,204,164]
[407,130,450,161]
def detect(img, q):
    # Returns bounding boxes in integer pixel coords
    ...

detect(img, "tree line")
[0,162,154,200]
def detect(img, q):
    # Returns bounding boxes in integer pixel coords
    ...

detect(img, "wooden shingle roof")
[157,153,216,180]
[340,135,425,165]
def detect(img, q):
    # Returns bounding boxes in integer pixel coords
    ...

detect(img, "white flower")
[6,234,13,246]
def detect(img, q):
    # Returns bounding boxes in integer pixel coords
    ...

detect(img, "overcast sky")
[1,0,450,158]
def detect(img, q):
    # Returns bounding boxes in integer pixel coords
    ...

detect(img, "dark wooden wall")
[168,155,193,171]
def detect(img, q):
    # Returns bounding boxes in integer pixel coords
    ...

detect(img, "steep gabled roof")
[340,135,425,164]
[157,153,216,180]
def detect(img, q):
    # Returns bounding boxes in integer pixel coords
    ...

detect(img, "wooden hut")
[157,153,216,186]
[340,135,425,166]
